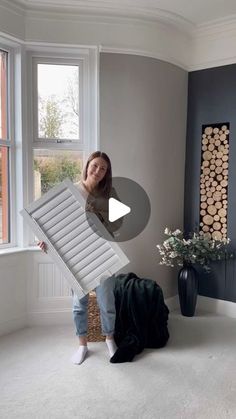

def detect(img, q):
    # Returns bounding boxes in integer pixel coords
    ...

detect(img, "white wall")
[26,251,72,327]
[0,252,27,336]
[0,250,73,336]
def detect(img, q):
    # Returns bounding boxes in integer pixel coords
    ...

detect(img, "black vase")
[178,263,198,317]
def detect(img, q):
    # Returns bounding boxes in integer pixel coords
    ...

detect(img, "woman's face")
[86,157,108,185]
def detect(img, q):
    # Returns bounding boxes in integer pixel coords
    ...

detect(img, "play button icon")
[85,176,151,242]
[108,198,131,222]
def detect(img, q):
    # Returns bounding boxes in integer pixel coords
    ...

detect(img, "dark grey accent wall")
[185,64,236,302]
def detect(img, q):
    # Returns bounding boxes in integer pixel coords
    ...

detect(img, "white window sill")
[0,246,41,256]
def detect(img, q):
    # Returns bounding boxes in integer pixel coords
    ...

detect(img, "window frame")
[0,43,16,249]
[26,45,98,246]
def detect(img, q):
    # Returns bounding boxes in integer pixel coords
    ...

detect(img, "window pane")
[0,50,8,141]
[37,64,79,140]
[0,146,9,244]
[33,149,83,197]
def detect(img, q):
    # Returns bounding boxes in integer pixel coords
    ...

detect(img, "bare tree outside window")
[39,96,63,139]
[34,63,82,201]
[64,70,79,138]
[37,64,79,140]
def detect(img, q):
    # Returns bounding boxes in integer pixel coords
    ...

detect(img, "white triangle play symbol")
[108,197,131,222]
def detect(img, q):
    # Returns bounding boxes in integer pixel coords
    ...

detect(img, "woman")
[38,151,121,365]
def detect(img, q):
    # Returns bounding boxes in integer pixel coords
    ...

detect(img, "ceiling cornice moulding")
[4,0,236,37]
[194,15,236,38]
[0,0,25,16]
[3,0,236,72]
[188,55,236,72]
[100,46,189,71]
[8,0,194,34]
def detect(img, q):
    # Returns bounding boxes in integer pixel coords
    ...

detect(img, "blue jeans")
[72,276,116,337]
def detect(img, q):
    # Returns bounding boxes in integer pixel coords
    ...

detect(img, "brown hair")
[83,151,112,196]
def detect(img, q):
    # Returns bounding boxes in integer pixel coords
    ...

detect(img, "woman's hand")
[37,241,47,253]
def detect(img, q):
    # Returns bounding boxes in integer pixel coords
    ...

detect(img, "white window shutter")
[20,179,129,298]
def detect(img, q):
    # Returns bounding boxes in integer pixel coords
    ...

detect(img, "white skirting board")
[20,179,129,299]
[196,295,236,318]
[165,294,236,318]
[24,295,236,327]
[0,315,28,337]
[24,294,236,326]
[1,294,236,332]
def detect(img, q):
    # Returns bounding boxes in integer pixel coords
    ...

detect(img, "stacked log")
[200,124,229,240]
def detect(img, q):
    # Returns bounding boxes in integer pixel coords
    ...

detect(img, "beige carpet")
[0,311,236,419]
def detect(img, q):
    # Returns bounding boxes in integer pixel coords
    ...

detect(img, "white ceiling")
[12,0,236,26]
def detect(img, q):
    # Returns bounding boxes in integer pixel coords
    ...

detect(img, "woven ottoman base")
[88,291,105,342]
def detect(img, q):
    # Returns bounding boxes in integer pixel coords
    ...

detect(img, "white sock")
[106,338,117,358]
[71,346,88,365]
